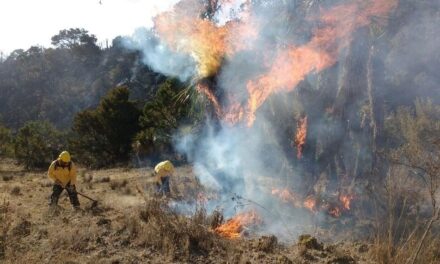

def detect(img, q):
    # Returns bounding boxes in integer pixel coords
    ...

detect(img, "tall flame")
[294,116,308,159]
[154,0,256,78]
[224,0,397,126]
[214,210,261,239]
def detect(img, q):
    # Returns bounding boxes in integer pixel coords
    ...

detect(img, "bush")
[0,124,14,158]
[136,78,194,157]
[14,121,65,169]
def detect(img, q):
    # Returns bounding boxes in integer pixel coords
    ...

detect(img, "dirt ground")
[0,159,378,264]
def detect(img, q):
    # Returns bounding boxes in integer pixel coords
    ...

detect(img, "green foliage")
[14,121,65,169]
[71,86,141,168]
[0,29,164,130]
[0,124,14,158]
[136,78,194,155]
[51,28,97,49]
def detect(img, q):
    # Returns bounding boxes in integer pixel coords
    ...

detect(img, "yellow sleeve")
[70,162,77,185]
[48,161,56,181]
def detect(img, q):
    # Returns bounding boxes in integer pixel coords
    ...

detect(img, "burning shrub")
[214,210,262,239]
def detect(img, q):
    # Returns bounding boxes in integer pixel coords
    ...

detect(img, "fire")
[214,210,261,239]
[294,116,308,159]
[303,196,317,212]
[271,188,303,207]
[226,0,397,126]
[196,82,223,117]
[153,0,396,126]
[339,194,354,210]
[154,0,257,78]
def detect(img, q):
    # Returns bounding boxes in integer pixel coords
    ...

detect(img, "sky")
[0,0,180,55]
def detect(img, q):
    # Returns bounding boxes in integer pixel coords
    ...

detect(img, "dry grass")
[0,200,11,260]
[369,165,440,264]
[0,160,438,263]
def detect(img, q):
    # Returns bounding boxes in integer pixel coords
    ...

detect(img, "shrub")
[71,86,141,168]
[0,124,14,158]
[14,121,65,169]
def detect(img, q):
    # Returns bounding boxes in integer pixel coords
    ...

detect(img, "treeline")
[0,81,197,169]
[0,28,164,129]
[0,28,200,169]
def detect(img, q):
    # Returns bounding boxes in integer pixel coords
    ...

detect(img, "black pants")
[50,183,80,207]
[156,176,170,196]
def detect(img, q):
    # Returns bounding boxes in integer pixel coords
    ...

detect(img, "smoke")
[123,28,196,81]
[126,0,440,240]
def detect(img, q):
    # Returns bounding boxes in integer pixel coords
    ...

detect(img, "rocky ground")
[0,159,388,263]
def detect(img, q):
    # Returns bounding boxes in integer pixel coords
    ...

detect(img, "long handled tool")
[76,191,98,208]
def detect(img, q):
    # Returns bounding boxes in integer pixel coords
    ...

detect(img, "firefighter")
[154,160,174,197]
[48,151,80,208]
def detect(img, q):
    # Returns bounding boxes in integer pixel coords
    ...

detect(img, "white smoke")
[123,28,196,81]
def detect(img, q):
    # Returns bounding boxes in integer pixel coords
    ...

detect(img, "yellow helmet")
[154,160,174,174]
[58,151,71,163]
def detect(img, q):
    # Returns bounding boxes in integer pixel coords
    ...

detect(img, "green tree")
[71,86,141,168]
[51,28,97,49]
[136,78,193,155]
[14,121,65,169]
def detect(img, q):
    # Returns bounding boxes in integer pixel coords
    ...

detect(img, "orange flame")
[339,194,354,210]
[153,0,397,125]
[196,83,223,117]
[303,196,317,212]
[154,0,256,78]
[214,210,261,239]
[294,116,308,159]
[225,0,397,126]
[271,188,303,208]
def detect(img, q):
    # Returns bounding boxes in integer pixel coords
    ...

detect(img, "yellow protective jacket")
[48,160,77,187]
[154,160,174,183]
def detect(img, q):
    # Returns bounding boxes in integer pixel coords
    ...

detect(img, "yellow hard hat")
[154,160,174,174]
[58,151,71,163]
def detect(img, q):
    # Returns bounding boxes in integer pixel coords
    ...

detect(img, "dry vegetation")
[0,159,439,264]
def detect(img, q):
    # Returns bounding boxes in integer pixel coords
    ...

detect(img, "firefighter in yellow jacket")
[48,151,80,208]
[154,160,174,197]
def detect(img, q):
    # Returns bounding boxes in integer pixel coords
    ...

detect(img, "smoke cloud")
[127,0,438,240]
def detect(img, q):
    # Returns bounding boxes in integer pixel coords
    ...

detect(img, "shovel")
[76,191,98,208]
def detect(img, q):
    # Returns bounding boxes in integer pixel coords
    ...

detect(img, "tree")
[71,86,141,168]
[136,78,193,156]
[51,28,98,49]
[14,121,65,169]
